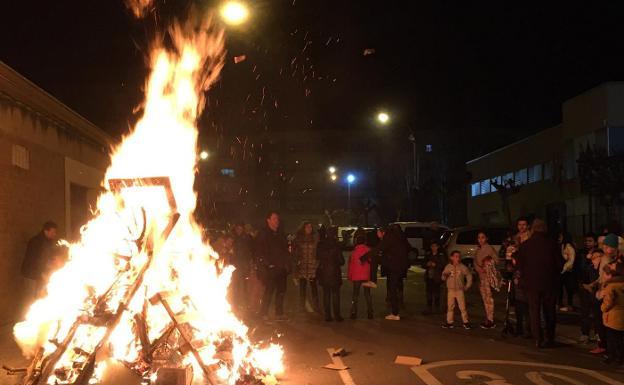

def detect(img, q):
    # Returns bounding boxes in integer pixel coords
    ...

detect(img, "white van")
[390,221,450,259]
[441,226,508,266]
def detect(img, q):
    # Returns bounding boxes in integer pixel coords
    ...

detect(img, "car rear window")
[456,228,507,245]
[404,227,427,238]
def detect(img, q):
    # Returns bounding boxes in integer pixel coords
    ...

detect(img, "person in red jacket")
[348,233,374,319]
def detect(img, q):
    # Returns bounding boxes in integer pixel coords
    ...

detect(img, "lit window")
[514,168,527,185]
[490,176,501,192]
[528,164,542,183]
[220,168,235,177]
[425,144,433,153]
[544,161,553,180]
[471,182,481,197]
[480,179,490,195]
[502,172,513,185]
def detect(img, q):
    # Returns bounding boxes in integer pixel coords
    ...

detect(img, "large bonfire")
[12,13,283,385]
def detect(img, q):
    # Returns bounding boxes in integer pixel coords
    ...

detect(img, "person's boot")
[350,301,358,319]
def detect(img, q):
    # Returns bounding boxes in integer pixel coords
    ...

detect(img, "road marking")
[411,360,624,385]
[526,371,586,385]
[326,348,356,385]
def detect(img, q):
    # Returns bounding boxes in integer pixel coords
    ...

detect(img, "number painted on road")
[525,371,586,385]
[456,370,515,385]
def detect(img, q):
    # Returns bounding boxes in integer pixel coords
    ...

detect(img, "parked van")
[442,226,509,266]
[390,221,450,260]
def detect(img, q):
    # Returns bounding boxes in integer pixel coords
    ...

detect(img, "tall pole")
[348,182,351,212]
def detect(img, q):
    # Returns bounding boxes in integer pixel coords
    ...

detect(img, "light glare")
[220,1,249,25]
[377,112,390,124]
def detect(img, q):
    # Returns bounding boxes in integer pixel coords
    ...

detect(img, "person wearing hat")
[599,234,622,285]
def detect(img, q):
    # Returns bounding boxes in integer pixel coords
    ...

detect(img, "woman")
[374,225,409,321]
[475,230,497,329]
[558,231,576,312]
[317,226,345,322]
[348,233,374,319]
[294,221,320,312]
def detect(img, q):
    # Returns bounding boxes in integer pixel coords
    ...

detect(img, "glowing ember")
[12,12,283,385]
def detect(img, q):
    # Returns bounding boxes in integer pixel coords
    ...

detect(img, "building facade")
[0,61,111,324]
[466,82,624,235]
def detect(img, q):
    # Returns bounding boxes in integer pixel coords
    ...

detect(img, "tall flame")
[13,13,283,385]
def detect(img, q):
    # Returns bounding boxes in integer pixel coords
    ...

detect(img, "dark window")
[404,227,427,238]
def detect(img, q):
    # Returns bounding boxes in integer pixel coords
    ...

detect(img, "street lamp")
[377,111,390,125]
[220,1,249,26]
[199,150,209,160]
[346,174,356,213]
[328,166,336,174]
[330,174,337,182]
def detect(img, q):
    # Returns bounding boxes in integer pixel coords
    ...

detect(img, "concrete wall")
[0,79,110,324]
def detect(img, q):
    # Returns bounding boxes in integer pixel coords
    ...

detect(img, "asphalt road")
[2,268,624,385]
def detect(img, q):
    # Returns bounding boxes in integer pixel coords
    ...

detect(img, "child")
[348,234,374,319]
[442,250,473,329]
[422,240,447,315]
[601,263,624,364]
[585,250,607,354]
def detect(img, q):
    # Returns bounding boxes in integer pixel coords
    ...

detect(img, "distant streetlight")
[346,173,356,213]
[377,112,390,125]
[330,174,337,182]
[328,166,336,174]
[220,1,249,25]
[199,150,209,160]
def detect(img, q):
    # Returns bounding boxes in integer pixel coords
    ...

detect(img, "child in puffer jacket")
[441,250,473,330]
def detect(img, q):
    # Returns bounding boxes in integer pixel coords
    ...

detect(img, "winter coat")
[422,251,446,283]
[232,233,253,273]
[579,249,599,284]
[254,226,291,276]
[348,244,371,282]
[560,243,576,274]
[294,233,319,280]
[373,231,409,275]
[21,232,56,280]
[474,244,497,280]
[601,276,624,331]
[442,263,473,291]
[316,239,345,288]
[515,232,561,293]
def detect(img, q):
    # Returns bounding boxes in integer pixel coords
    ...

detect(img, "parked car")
[442,226,509,267]
[391,221,450,260]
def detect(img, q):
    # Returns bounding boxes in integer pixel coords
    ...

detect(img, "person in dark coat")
[231,223,253,310]
[22,221,58,299]
[421,240,446,315]
[316,226,345,322]
[368,225,409,320]
[515,219,562,348]
[256,211,291,320]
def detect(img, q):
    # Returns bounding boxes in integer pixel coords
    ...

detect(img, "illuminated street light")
[199,150,209,160]
[330,174,337,182]
[328,166,336,174]
[220,1,249,26]
[347,174,356,184]
[377,111,390,124]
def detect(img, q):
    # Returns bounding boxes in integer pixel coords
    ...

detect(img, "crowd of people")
[21,213,624,365]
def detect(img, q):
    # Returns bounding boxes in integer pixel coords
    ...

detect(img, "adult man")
[515,217,531,244]
[21,221,58,299]
[231,223,253,309]
[256,212,291,320]
[515,219,561,348]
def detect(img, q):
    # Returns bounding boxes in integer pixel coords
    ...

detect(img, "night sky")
[3,1,624,160]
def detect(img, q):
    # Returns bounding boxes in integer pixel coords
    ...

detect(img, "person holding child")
[441,250,473,329]
[475,230,498,329]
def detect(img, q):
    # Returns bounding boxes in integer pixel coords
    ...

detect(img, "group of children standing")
[422,231,502,330]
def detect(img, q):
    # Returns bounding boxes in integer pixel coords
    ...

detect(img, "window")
[544,161,553,180]
[528,164,542,183]
[490,176,502,192]
[425,144,433,153]
[514,168,527,185]
[220,168,235,177]
[480,179,490,195]
[502,172,513,185]
[471,182,481,197]
[12,144,29,170]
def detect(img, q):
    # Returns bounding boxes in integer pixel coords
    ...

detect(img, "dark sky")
[2,1,624,159]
